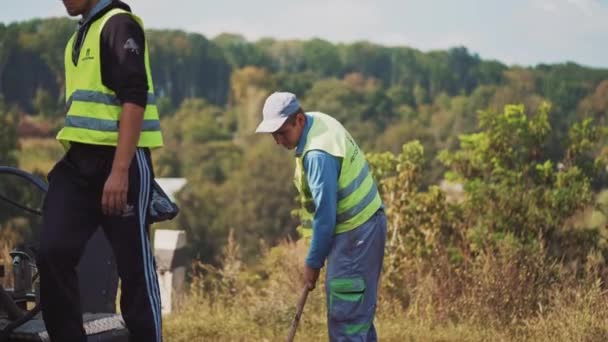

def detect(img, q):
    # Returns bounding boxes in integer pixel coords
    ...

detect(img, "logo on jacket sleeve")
[123,38,140,55]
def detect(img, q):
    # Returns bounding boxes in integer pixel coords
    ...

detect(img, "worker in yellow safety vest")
[256,92,387,341]
[37,1,163,341]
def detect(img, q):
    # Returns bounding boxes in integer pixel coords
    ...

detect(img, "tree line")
[0,18,607,265]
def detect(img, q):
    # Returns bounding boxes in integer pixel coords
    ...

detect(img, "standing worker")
[255,92,387,341]
[37,0,163,341]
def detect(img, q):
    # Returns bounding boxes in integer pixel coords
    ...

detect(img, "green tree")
[148,30,232,107]
[229,66,275,141]
[368,104,606,321]
[0,98,18,166]
[155,98,235,181]
[213,33,272,69]
[0,98,23,228]
[33,87,58,118]
[578,80,608,125]
[256,39,305,73]
[301,38,342,77]
[175,139,296,263]
[439,104,605,261]
[301,75,367,124]
[341,42,392,85]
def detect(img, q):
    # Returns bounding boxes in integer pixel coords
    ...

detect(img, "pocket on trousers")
[329,277,366,321]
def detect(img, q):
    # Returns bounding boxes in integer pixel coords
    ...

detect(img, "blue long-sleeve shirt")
[296,114,341,269]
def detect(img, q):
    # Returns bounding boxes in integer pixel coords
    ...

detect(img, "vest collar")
[80,0,113,26]
[295,113,313,157]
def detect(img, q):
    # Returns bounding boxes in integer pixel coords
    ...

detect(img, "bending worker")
[38,0,163,341]
[255,92,387,341]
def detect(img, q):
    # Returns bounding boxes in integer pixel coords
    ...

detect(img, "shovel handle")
[286,286,310,342]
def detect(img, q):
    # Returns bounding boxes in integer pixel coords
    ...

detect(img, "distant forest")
[1,18,607,264]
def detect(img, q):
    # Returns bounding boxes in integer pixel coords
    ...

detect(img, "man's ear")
[296,112,306,126]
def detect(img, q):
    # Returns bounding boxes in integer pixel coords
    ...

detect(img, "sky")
[1,0,607,68]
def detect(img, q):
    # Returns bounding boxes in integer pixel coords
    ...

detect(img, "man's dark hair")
[285,108,304,126]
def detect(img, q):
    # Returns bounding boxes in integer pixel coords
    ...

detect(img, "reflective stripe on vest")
[294,112,382,237]
[57,8,163,148]
[65,116,161,132]
[66,90,157,109]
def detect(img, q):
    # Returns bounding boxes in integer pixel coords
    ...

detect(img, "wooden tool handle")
[286,286,310,342]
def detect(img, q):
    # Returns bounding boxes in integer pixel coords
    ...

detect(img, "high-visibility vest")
[57,8,163,148]
[294,112,382,237]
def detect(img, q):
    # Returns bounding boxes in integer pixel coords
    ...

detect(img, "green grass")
[164,293,608,342]
[162,239,608,341]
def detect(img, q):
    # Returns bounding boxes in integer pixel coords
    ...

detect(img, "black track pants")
[37,143,162,342]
